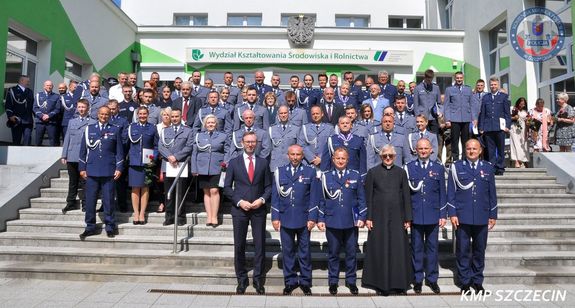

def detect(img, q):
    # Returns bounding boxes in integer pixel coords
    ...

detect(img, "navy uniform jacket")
[444,85,479,123]
[191,130,228,175]
[33,91,61,124]
[192,104,233,135]
[287,107,308,127]
[118,100,139,122]
[298,123,335,165]
[225,126,272,163]
[335,94,359,110]
[271,164,320,228]
[60,92,76,127]
[379,83,398,102]
[367,131,410,169]
[321,133,367,177]
[61,117,91,162]
[268,124,300,171]
[127,122,159,167]
[233,103,270,131]
[404,160,447,225]
[79,123,124,177]
[407,130,439,162]
[251,83,273,103]
[158,124,194,163]
[5,85,35,124]
[72,79,108,103]
[406,93,415,114]
[478,92,511,132]
[362,96,389,123]
[447,160,498,225]
[319,169,367,229]
[87,94,109,119]
[299,87,321,109]
[413,82,441,121]
[395,112,417,134]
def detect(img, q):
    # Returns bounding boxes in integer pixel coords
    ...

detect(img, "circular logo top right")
[510,7,566,62]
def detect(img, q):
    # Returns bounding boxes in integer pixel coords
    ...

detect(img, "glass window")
[406,18,422,29]
[489,21,507,51]
[335,17,351,27]
[336,16,369,28]
[389,16,423,29]
[7,29,37,56]
[388,17,404,28]
[246,15,262,26]
[227,14,262,26]
[227,16,243,26]
[174,14,208,26]
[65,58,82,77]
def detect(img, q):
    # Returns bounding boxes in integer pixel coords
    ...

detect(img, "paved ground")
[0,278,574,307]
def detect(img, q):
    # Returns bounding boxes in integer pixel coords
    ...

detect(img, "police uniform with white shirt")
[478,91,511,175]
[297,122,335,166]
[321,133,367,177]
[407,130,439,162]
[395,111,417,135]
[286,106,308,127]
[60,91,76,138]
[191,84,210,104]
[268,123,300,172]
[192,104,233,135]
[61,115,90,212]
[413,82,441,133]
[5,83,35,145]
[271,163,320,290]
[443,84,480,160]
[404,159,447,289]
[127,121,158,187]
[225,126,272,163]
[367,130,411,169]
[33,90,62,146]
[447,159,497,290]
[233,102,270,131]
[319,168,367,289]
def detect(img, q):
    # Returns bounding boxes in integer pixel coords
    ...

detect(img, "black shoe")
[329,284,338,295]
[460,284,472,294]
[236,283,247,295]
[471,283,485,294]
[376,290,389,296]
[253,282,265,295]
[300,285,312,296]
[61,204,76,214]
[96,207,104,213]
[425,281,440,294]
[133,220,139,225]
[283,284,298,295]
[345,282,358,295]
[106,230,115,238]
[163,220,174,226]
[79,230,97,240]
[177,220,186,226]
[395,289,407,295]
[81,206,86,212]
[413,282,422,294]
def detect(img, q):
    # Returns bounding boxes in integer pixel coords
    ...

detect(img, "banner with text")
[186,48,412,66]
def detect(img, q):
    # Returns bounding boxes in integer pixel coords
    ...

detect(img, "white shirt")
[18,85,26,92]
[108,84,136,102]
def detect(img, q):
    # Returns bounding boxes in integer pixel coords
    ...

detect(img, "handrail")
[165,156,192,254]
[166,156,191,201]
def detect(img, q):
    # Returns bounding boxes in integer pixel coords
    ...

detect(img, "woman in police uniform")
[128,106,159,224]
[191,114,228,227]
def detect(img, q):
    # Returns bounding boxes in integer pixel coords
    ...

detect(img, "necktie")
[327,104,332,119]
[182,98,189,122]
[421,161,427,169]
[211,107,215,114]
[174,126,178,134]
[420,132,424,139]
[291,167,295,176]
[338,170,343,179]
[99,124,103,132]
[399,113,404,122]
[471,162,476,170]
[247,127,252,132]
[316,124,320,130]
[194,86,198,93]
[386,133,391,141]
[282,124,286,131]
[249,104,254,111]
[248,155,254,183]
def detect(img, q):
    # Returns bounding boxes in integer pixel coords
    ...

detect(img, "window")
[335,15,369,28]
[174,14,208,26]
[227,14,262,26]
[281,14,316,27]
[65,58,82,77]
[388,16,424,29]
[444,0,454,29]
[7,29,37,56]
[5,29,38,90]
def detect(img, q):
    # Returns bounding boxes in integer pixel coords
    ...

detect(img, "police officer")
[335,82,359,110]
[448,139,497,294]
[300,74,321,110]
[189,70,210,103]
[270,74,285,105]
[377,71,398,102]
[108,100,130,212]
[5,75,35,145]
[318,147,366,295]
[251,71,273,103]
[219,72,241,105]
[321,116,367,178]
[86,80,109,120]
[192,91,233,135]
[271,144,319,296]
[394,95,417,134]
[407,115,439,162]
[343,105,369,139]
[33,80,61,146]
[73,73,108,103]
[413,69,442,134]
[233,87,270,131]
[78,106,124,239]
[298,105,335,170]
[136,88,161,125]
[404,138,446,294]
[362,84,389,124]
[367,114,410,169]
[118,85,139,122]
[158,108,194,226]
[269,105,300,172]
[58,82,75,140]
[407,81,417,115]
[284,91,308,127]
[225,109,272,163]
[478,77,511,175]
[61,99,90,214]
[444,71,480,161]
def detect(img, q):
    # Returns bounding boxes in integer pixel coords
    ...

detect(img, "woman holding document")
[128,106,159,225]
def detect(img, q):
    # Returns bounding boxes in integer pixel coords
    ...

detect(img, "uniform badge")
[480,170,485,178]
[129,106,134,112]
[298,175,303,183]
[429,170,433,177]
[345,179,350,188]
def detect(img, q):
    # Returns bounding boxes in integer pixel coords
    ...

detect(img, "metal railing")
[166,156,193,254]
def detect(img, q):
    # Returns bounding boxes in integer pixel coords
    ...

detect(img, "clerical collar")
[383,164,393,170]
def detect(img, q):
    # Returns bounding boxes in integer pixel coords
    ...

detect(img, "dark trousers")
[84,176,116,232]
[66,162,85,207]
[280,226,312,286]
[232,206,267,285]
[115,166,128,211]
[326,227,358,285]
[427,119,439,134]
[483,131,506,173]
[456,224,488,286]
[450,122,470,161]
[11,123,33,146]
[35,122,59,146]
[411,224,439,283]
[163,175,188,221]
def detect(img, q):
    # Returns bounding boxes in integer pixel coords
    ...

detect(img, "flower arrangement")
[526,115,542,132]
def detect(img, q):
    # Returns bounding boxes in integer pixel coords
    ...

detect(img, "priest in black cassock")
[362,144,413,296]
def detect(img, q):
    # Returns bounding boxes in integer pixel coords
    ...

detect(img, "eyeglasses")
[381,154,396,159]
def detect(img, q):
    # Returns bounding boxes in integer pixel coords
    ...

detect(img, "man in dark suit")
[320,87,344,127]
[224,131,272,295]
[5,75,35,145]
[173,81,202,127]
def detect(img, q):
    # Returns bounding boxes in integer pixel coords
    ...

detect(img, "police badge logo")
[510,7,565,62]
[287,15,315,48]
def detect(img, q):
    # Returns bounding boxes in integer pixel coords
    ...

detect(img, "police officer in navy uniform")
[413,70,442,134]
[33,80,62,146]
[86,80,109,120]
[300,74,321,110]
[367,114,411,169]
[335,82,359,110]
[444,71,480,161]
[269,106,300,172]
[61,99,91,214]
[377,71,398,102]
[249,71,272,103]
[298,105,335,169]
[271,144,320,296]
[404,138,446,294]
[318,147,366,295]
[192,91,233,135]
[107,100,130,212]
[478,77,511,175]
[448,139,497,294]
[78,106,124,239]
[5,75,35,145]
[321,116,367,178]
[58,82,75,140]
[118,85,139,122]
